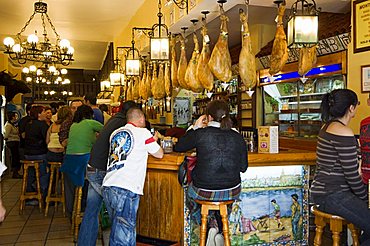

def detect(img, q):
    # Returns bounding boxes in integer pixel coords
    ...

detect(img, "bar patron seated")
[136,131,316,245]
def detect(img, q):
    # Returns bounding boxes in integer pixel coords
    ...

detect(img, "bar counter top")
[147,148,317,170]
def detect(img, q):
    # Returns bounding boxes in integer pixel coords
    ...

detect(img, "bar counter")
[137,148,317,244]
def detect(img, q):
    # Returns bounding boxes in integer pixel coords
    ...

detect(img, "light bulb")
[62,91,67,95]
[50,91,56,95]
[59,39,70,48]
[22,67,29,74]
[67,46,74,54]
[48,66,56,73]
[68,92,73,96]
[27,34,38,44]
[61,68,68,75]
[43,51,52,57]
[26,77,32,82]
[37,69,43,76]
[29,65,37,72]
[12,44,22,53]
[3,37,14,47]
[44,91,49,95]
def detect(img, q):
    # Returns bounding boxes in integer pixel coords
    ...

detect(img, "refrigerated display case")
[261,72,345,139]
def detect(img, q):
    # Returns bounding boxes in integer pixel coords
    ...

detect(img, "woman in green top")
[61,105,103,218]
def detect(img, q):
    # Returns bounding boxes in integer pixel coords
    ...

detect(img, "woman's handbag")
[178,156,197,187]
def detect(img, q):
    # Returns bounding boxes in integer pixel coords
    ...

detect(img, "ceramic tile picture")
[184,165,309,246]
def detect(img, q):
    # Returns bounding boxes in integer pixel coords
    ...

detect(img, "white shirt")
[102,122,160,195]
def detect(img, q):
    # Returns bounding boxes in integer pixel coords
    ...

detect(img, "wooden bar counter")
[136,148,317,244]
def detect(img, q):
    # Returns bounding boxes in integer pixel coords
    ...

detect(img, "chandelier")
[287,0,320,48]
[22,64,71,99]
[3,1,74,66]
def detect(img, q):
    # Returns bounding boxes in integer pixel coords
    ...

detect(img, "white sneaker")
[215,233,225,246]
[206,228,218,246]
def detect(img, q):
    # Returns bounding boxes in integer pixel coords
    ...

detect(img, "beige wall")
[348,0,369,134]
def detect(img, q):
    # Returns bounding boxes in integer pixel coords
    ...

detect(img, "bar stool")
[19,160,43,214]
[71,186,83,242]
[195,200,234,246]
[311,205,360,246]
[45,162,65,217]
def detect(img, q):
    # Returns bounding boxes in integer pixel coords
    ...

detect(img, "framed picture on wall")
[353,0,370,53]
[173,97,190,127]
[361,65,370,92]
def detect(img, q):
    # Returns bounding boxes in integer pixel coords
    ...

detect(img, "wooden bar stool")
[71,186,83,242]
[45,162,65,217]
[311,205,360,246]
[19,160,43,214]
[195,200,234,246]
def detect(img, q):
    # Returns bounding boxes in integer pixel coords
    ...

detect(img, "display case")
[262,73,345,139]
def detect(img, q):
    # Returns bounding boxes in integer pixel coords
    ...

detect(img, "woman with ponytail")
[310,89,370,245]
[175,100,248,241]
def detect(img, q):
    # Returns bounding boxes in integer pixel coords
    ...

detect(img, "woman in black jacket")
[174,100,248,239]
[24,105,50,200]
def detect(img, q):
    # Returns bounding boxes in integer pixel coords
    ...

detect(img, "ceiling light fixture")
[22,64,70,99]
[287,0,320,48]
[150,0,170,61]
[3,1,74,65]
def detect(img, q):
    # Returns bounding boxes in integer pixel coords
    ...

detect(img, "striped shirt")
[310,122,368,201]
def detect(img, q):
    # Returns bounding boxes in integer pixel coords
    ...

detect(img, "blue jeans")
[312,191,370,245]
[102,186,140,246]
[77,169,106,246]
[24,154,49,199]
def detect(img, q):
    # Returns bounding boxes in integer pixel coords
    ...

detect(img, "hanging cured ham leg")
[170,37,179,89]
[133,76,139,100]
[140,65,148,100]
[298,45,317,76]
[269,2,288,75]
[197,22,213,91]
[153,63,166,99]
[208,14,232,82]
[165,63,171,96]
[146,64,152,98]
[239,8,256,90]
[177,35,189,90]
[185,33,203,93]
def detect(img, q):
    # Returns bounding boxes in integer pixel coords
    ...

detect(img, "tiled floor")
[0,177,94,246]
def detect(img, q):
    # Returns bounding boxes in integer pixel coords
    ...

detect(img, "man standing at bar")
[77,101,137,246]
[102,108,163,246]
[84,94,104,124]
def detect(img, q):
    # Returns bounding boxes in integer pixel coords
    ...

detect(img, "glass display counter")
[262,74,345,139]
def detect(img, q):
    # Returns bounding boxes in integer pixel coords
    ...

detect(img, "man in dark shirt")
[77,101,137,246]
[18,103,33,159]
[84,94,104,124]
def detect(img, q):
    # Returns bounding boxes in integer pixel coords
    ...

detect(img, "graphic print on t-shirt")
[107,129,134,172]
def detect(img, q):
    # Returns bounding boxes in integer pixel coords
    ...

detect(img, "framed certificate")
[353,0,370,53]
[361,65,370,92]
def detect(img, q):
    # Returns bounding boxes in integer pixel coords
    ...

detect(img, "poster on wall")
[173,97,191,127]
[353,0,370,53]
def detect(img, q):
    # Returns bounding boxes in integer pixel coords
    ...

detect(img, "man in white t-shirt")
[102,108,163,246]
